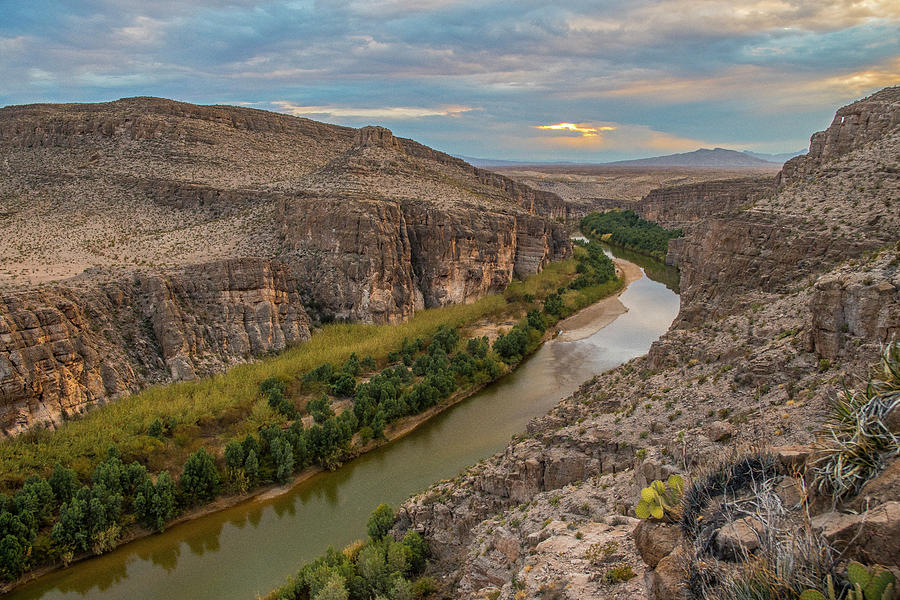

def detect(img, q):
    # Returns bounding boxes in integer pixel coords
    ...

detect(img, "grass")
[0,258,596,491]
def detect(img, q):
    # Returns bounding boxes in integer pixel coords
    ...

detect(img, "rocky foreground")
[0,98,588,434]
[393,87,900,599]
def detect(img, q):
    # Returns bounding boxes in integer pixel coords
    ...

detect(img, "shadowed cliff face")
[0,100,571,434]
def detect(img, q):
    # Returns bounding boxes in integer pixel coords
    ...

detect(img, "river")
[9,248,679,600]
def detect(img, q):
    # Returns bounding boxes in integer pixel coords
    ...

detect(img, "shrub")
[366,504,394,541]
[179,449,220,504]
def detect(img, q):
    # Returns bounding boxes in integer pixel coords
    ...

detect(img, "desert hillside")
[0,98,573,435]
[393,87,900,600]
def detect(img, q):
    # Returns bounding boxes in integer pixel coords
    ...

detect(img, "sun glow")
[535,122,615,137]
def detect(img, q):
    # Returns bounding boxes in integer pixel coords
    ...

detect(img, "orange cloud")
[535,122,616,137]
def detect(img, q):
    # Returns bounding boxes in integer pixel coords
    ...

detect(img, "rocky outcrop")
[780,87,900,186]
[809,262,900,360]
[1,258,311,434]
[635,177,773,229]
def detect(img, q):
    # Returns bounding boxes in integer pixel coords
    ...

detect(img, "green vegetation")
[811,340,900,500]
[264,505,434,600]
[634,475,683,521]
[0,249,625,582]
[604,564,636,584]
[801,563,898,600]
[581,210,682,261]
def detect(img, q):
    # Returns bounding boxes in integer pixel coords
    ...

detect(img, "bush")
[366,504,394,541]
[543,293,564,317]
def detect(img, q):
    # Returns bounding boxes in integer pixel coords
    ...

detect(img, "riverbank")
[1,254,639,596]
[555,259,642,342]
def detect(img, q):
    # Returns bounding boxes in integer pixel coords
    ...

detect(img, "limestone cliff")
[634,177,773,229]
[0,258,311,434]
[0,99,572,434]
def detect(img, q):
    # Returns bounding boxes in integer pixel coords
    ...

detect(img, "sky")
[1,1,898,161]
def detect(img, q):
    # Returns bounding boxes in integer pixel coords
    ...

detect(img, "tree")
[179,449,220,504]
[134,472,176,532]
[0,534,25,581]
[244,450,259,482]
[270,437,295,483]
[402,530,428,573]
[224,440,245,470]
[527,309,546,332]
[366,504,394,541]
[543,293,564,317]
[49,464,79,505]
[312,573,349,600]
[430,325,459,353]
[360,355,377,372]
[331,372,357,397]
[308,395,335,424]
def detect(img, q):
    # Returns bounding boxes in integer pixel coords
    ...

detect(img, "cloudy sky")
[2,1,898,161]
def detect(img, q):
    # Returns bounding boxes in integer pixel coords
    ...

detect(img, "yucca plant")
[635,474,684,521]
[811,340,900,500]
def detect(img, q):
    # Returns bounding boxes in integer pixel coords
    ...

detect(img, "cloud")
[533,121,715,155]
[535,123,615,137]
[1,1,897,159]
[269,101,478,119]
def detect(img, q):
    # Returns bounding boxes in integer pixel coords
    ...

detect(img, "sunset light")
[535,122,616,137]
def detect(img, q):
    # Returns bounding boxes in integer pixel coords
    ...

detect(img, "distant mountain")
[742,149,807,164]
[605,147,782,168]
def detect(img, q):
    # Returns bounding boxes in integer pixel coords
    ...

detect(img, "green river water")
[9,247,679,600]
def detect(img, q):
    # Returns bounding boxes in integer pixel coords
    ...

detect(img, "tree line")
[0,245,619,583]
[580,210,682,262]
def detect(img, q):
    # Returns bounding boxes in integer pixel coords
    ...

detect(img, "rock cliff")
[0,99,572,434]
[0,258,311,434]
[394,88,900,599]
[634,177,773,229]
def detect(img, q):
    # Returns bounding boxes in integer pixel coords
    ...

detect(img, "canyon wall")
[0,99,572,434]
[394,87,900,600]
[0,258,311,434]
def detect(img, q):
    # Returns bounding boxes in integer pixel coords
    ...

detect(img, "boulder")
[634,520,681,568]
[852,458,900,511]
[812,502,900,564]
[645,546,687,600]
[706,420,735,442]
[715,516,765,560]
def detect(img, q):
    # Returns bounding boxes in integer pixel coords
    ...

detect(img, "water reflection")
[9,248,679,600]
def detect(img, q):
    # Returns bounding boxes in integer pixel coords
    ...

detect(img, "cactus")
[803,567,898,600]
[634,474,683,521]
[846,562,897,600]
[801,574,837,600]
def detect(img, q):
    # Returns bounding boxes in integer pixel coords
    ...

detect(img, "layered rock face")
[634,177,773,229]
[0,258,311,434]
[0,100,571,433]
[395,88,900,600]
[282,126,570,322]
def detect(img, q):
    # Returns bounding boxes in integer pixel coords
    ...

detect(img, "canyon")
[0,99,572,434]
[394,87,900,599]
